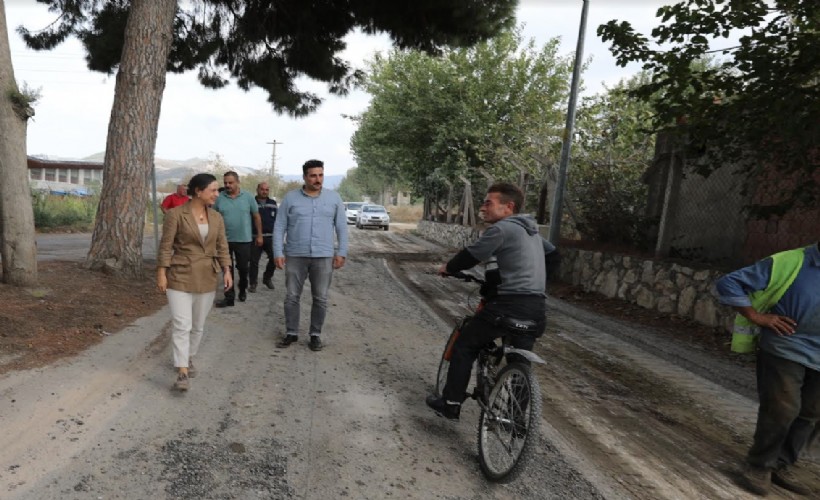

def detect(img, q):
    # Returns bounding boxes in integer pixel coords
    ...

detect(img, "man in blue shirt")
[715,242,820,496]
[249,182,277,293]
[213,171,263,307]
[273,159,348,351]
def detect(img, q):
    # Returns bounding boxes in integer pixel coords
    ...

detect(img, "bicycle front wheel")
[477,362,542,482]
[435,325,461,397]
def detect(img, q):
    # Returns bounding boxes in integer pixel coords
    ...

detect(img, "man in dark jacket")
[249,182,278,292]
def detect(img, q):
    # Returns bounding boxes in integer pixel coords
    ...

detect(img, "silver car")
[356,204,390,231]
[344,202,366,224]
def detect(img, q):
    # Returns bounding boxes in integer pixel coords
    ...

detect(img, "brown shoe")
[772,466,811,496]
[188,359,197,378]
[739,465,771,496]
[174,372,190,391]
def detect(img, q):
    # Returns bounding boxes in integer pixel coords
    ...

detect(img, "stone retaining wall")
[415,220,733,330]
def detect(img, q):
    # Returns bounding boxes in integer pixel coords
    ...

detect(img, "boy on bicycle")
[427,182,556,419]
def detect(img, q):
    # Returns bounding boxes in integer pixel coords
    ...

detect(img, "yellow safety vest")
[731,247,807,353]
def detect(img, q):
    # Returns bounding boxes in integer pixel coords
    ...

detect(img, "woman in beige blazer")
[157,173,232,391]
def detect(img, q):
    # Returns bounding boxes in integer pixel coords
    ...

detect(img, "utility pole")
[267,139,283,178]
[548,0,589,243]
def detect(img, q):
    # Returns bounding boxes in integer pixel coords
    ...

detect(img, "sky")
[4,0,694,177]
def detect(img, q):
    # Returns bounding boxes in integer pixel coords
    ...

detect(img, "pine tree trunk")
[0,1,38,286]
[86,0,177,278]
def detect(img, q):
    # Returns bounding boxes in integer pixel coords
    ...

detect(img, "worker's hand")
[437,264,449,277]
[223,272,233,292]
[751,312,797,336]
[274,257,286,270]
[333,256,346,269]
[157,274,167,293]
[255,235,264,247]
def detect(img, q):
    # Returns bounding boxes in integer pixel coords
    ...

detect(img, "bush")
[32,192,97,231]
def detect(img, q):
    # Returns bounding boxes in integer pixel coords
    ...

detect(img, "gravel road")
[2,224,818,499]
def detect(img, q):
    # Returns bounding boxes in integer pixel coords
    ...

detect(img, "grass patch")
[387,204,423,223]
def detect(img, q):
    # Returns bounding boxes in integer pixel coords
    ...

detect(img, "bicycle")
[434,272,546,482]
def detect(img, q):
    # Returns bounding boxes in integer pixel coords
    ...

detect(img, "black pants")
[224,242,251,300]
[747,350,820,469]
[442,295,545,403]
[250,236,275,285]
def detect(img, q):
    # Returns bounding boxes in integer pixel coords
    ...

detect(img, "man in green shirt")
[213,171,263,307]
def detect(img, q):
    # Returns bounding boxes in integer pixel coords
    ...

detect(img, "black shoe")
[277,334,298,348]
[309,336,323,351]
[263,278,274,289]
[238,290,247,302]
[426,395,461,420]
[772,466,811,496]
[248,284,257,293]
[215,299,235,308]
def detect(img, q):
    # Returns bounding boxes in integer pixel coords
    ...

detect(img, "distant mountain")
[71,152,342,189]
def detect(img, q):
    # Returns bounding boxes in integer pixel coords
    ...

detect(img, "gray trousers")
[748,350,820,469]
[284,257,333,336]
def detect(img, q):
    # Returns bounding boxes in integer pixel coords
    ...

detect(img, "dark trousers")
[442,295,545,403]
[250,237,275,285]
[224,242,251,301]
[747,350,820,469]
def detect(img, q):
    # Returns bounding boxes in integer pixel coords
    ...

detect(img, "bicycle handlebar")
[445,271,486,285]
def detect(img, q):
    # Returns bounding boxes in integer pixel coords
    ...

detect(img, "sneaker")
[248,284,257,293]
[187,359,197,378]
[263,278,274,289]
[309,336,323,351]
[174,372,189,391]
[215,299,234,308]
[425,394,461,420]
[238,289,247,302]
[278,334,298,348]
[772,466,811,496]
[739,465,771,496]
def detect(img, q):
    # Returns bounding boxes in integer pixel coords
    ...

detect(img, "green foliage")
[337,170,365,201]
[31,192,97,230]
[598,0,820,213]
[6,82,41,120]
[19,0,517,117]
[569,72,657,246]
[350,28,574,210]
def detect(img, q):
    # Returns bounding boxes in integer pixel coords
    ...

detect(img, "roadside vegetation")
[31,192,97,232]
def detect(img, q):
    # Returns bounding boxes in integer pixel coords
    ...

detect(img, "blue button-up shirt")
[715,244,820,369]
[273,187,348,258]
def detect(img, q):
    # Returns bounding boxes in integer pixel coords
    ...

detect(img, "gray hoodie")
[464,214,551,297]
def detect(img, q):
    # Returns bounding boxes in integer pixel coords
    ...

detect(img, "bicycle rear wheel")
[477,362,541,482]
[435,325,461,397]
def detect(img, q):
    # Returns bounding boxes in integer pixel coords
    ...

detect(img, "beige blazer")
[157,202,231,293]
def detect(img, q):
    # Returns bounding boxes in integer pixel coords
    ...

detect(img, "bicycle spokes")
[477,364,541,482]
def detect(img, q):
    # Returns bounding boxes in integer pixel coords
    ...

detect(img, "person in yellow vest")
[715,242,820,496]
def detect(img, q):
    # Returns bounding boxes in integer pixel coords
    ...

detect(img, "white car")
[356,204,390,231]
[344,202,366,225]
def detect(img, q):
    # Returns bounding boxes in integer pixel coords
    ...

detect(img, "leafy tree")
[16,0,517,277]
[598,0,820,214]
[0,1,37,285]
[570,72,656,246]
[351,29,573,219]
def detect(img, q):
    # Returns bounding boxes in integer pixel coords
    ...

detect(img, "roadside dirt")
[0,260,166,374]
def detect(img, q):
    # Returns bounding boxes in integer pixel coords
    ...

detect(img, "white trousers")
[166,289,216,368]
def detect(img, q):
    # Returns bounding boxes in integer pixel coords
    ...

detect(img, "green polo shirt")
[213,190,258,243]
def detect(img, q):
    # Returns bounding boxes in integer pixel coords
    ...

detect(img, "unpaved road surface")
[2,224,819,498]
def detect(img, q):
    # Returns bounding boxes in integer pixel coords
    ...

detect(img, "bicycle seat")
[495,316,538,335]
